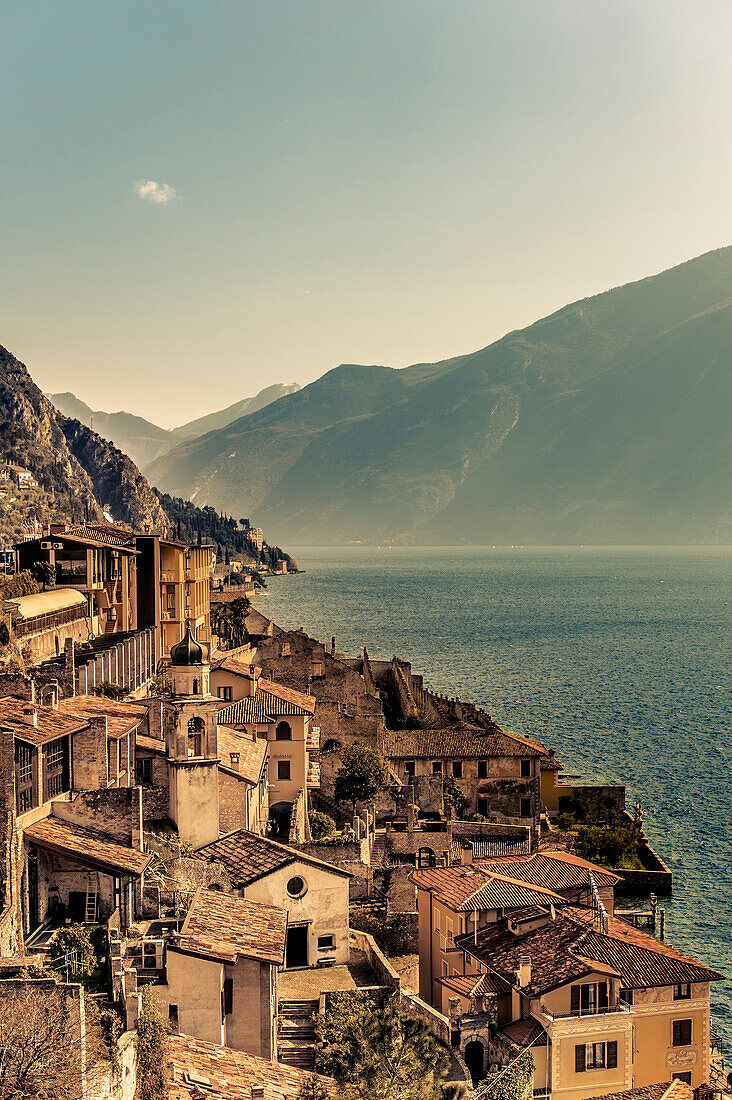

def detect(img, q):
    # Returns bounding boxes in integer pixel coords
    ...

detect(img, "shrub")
[49,924,97,979]
[350,910,418,956]
[94,681,128,700]
[309,812,337,840]
[135,987,170,1100]
[574,825,642,870]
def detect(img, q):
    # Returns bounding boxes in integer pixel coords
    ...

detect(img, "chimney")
[460,842,473,866]
[518,955,532,988]
[22,704,37,728]
[229,752,240,772]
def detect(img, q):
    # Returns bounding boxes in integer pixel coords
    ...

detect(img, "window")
[14,741,36,814]
[277,760,291,781]
[575,1041,617,1072]
[281,642,291,657]
[432,761,442,775]
[673,1019,692,1047]
[192,678,199,695]
[477,797,489,816]
[477,760,488,779]
[217,686,232,702]
[673,983,692,1000]
[452,761,462,779]
[672,1074,692,1086]
[223,977,233,1016]
[287,876,306,897]
[136,758,153,785]
[168,1004,179,1031]
[276,722,292,741]
[405,761,415,780]
[44,737,70,799]
[520,797,532,818]
[317,935,335,949]
[520,759,531,777]
[187,717,204,758]
[571,982,608,1015]
[166,587,175,610]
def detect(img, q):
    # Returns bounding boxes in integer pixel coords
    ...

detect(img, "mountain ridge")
[147,245,732,545]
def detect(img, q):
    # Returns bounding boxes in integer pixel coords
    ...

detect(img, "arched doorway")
[269,801,293,839]
[464,1040,484,1084]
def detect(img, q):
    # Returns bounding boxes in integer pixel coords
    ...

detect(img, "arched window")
[192,678,199,695]
[276,722,291,741]
[187,716,205,758]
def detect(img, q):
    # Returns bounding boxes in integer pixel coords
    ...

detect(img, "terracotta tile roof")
[62,524,138,550]
[166,1034,336,1100]
[383,726,541,759]
[436,971,510,997]
[583,1084,692,1100]
[217,680,314,724]
[411,864,563,912]
[212,655,258,677]
[0,696,88,746]
[24,816,151,877]
[174,887,286,965]
[456,907,724,995]
[58,695,147,739]
[501,1016,549,1047]
[136,733,166,754]
[479,851,621,891]
[216,726,267,784]
[196,829,351,886]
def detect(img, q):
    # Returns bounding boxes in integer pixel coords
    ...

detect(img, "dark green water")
[262,546,732,1042]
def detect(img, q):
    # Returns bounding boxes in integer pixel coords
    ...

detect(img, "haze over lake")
[262,545,732,1041]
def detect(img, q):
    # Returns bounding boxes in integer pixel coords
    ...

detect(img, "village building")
[154,886,286,1058]
[449,904,723,1095]
[213,658,319,840]
[197,829,351,969]
[16,523,140,640]
[383,725,543,828]
[0,693,153,950]
[135,532,211,659]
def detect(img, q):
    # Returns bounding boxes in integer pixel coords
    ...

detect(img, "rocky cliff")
[0,344,167,536]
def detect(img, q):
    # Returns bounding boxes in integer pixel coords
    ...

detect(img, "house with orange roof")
[450,904,723,1096]
[214,661,318,840]
[412,847,621,1012]
[155,886,287,1060]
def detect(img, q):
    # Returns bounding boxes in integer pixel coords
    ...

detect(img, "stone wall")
[51,787,142,846]
[217,771,248,836]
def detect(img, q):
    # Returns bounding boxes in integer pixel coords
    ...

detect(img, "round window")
[287,876,306,898]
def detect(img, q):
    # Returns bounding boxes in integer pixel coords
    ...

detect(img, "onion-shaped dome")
[170,623,204,666]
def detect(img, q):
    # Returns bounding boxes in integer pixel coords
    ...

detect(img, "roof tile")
[175,887,287,965]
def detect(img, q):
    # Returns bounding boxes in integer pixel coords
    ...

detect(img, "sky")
[1,0,731,427]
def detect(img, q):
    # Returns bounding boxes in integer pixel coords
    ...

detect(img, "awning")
[24,816,151,877]
[5,588,87,620]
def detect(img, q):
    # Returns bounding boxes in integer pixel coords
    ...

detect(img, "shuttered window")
[575,1045,586,1072]
[673,1019,692,1046]
[575,1041,617,1072]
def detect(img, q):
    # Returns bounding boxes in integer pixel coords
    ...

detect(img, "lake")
[261,546,732,1042]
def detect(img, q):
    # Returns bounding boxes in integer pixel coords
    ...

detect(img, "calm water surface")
[262,547,732,1041]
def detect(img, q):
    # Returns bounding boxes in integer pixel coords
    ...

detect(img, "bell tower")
[164,624,220,848]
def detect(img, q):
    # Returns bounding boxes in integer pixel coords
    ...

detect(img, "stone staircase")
[277,999,318,1071]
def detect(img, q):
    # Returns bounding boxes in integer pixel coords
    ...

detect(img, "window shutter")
[607,1041,618,1069]
[575,1044,586,1073]
[571,985,580,1013]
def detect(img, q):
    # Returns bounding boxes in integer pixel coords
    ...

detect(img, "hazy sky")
[2,1,731,427]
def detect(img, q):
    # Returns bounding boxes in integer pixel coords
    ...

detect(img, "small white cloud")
[134,179,180,204]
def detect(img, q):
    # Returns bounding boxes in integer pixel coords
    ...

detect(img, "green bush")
[574,825,643,870]
[309,812,337,840]
[94,681,128,700]
[49,924,97,979]
[350,910,418,956]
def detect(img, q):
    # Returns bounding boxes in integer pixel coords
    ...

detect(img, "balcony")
[541,1001,632,1021]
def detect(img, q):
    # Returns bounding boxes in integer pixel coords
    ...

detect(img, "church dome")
[170,623,204,666]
